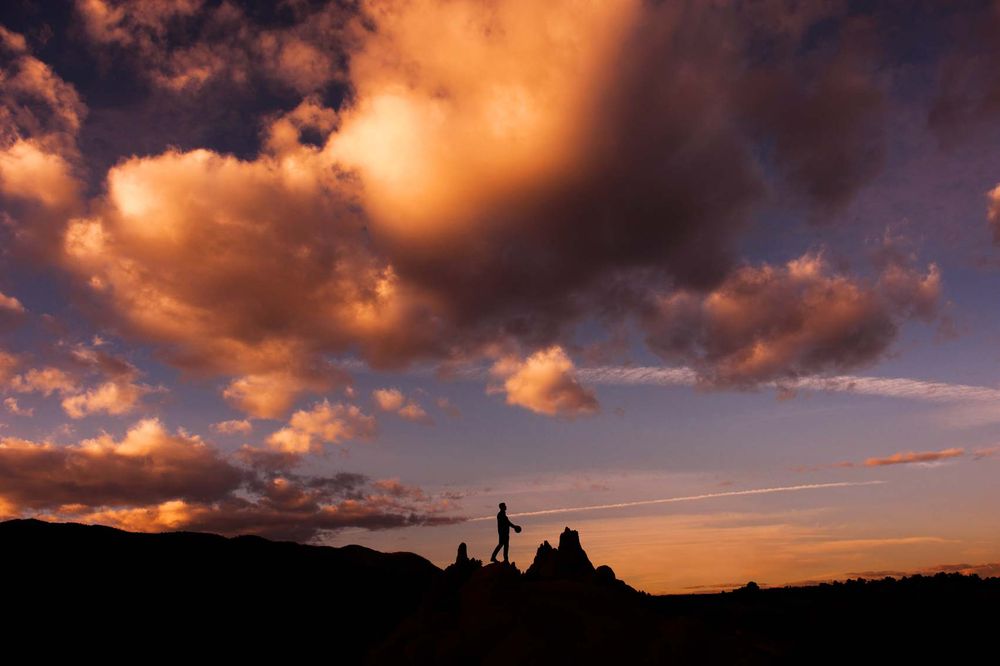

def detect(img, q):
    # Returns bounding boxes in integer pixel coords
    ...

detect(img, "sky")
[4,0,1000,594]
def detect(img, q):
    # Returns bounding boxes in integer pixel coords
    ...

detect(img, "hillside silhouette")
[4,519,998,663]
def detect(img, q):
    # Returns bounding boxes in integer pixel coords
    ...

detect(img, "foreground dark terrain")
[4,519,997,663]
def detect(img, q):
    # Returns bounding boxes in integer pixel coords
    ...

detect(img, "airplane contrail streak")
[467,480,885,521]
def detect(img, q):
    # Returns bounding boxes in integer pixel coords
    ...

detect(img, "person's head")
[499,502,506,511]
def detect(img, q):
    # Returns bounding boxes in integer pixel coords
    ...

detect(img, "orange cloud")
[0,29,85,252]
[797,446,968,471]
[988,184,1000,243]
[76,0,205,46]
[3,397,32,416]
[0,27,85,149]
[0,417,458,541]
[0,350,18,385]
[61,378,154,419]
[373,388,433,424]
[397,402,432,424]
[0,418,242,509]
[222,368,341,419]
[266,400,376,453]
[491,346,598,417]
[212,419,253,435]
[59,118,404,390]
[643,252,940,385]
[10,367,78,396]
[372,388,405,412]
[330,0,639,237]
[972,446,1000,459]
[0,140,81,211]
[75,0,350,95]
[2,338,157,419]
[73,498,197,532]
[436,397,460,418]
[864,448,965,467]
[60,129,372,400]
[0,291,25,313]
[65,488,460,541]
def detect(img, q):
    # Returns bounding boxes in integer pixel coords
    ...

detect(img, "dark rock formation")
[593,564,618,586]
[438,541,483,589]
[526,526,620,584]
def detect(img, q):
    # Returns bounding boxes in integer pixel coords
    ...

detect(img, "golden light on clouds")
[329,0,639,236]
[490,346,598,417]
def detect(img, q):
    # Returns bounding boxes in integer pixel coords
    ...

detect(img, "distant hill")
[4,519,999,663]
[3,518,437,661]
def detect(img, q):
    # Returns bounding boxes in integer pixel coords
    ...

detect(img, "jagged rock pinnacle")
[526,526,596,580]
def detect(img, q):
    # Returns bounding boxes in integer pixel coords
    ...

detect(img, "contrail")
[467,480,885,521]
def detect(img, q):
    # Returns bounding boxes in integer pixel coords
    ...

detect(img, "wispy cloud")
[797,445,1000,472]
[468,480,885,521]
[864,448,965,467]
[972,446,1000,459]
[795,447,966,471]
[578,365,1000,404]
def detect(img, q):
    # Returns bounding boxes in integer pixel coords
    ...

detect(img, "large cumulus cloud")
[0,1,937,418]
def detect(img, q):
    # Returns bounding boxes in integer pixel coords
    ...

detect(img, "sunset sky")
[5,0,1000,593]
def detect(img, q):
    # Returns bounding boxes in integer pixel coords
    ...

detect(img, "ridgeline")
[3,519,996,663]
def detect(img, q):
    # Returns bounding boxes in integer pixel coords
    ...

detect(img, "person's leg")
[491,541,503,562]
[503,539,509,562]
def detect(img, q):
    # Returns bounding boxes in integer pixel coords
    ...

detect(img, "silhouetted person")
[490,502,520,563]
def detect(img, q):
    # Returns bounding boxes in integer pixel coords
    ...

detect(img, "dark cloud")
[737,16,886,212]
[927,1,1000,140]
[0,418,461,541]
[641,252,940,386]
[114,493,462,542]
[360,1,888,346]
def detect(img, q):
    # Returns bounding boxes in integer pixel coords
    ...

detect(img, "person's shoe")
[490,557,498,563]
